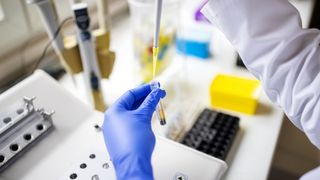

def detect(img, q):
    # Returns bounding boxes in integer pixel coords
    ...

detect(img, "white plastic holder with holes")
[0,70,227,180]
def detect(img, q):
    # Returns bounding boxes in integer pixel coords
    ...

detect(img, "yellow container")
[62,36,83,74]
[210,74,261,115]
[97,49,115,79]
[93,29,110,50]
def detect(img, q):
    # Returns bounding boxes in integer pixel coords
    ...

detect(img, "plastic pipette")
[152,0,166,126]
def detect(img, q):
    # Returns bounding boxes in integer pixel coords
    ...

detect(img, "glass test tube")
[150,81,166,125]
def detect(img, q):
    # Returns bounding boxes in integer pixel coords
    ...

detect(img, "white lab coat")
[201,0,320,179]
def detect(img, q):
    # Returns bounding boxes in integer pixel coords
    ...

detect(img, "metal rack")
[0,96,54,172]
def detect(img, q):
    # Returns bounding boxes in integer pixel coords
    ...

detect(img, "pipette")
[152,0,162,77]
[152,0,166,126]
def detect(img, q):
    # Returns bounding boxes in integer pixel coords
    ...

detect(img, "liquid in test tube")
[150,81,166,125]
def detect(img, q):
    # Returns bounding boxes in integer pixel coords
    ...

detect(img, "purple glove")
[103,84,166,180]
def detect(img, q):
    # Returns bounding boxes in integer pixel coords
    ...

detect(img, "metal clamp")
[0,96,55,172]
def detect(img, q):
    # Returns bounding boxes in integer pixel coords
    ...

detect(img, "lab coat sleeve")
[201,0,320,148]
[300,167,320,180]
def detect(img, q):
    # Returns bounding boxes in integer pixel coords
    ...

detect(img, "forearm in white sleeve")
[201,0,320,148]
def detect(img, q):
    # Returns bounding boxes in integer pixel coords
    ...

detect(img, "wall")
[0,0,102,57]
[0,0,126,88]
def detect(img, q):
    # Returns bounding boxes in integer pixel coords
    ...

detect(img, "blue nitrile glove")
[102,84,166,180]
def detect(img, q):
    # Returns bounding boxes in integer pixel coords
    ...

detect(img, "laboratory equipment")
[72,3,105,111]
[181,108,240,160]
[150,81,166,125]
[153,0,162,49]
[176,28,211,59]
[0,96,54,172]
[210,74,261,115]
[26,0,65,59]
[150,1,167,126]
[26,0,81,74]
[152,0,162,78]
[0,70,227,180]
[128,0,179,82]
[27,0,116,111]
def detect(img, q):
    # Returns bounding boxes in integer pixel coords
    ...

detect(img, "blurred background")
[0,0,319,179]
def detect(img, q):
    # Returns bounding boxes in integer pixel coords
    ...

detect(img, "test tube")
[150,81,166,125]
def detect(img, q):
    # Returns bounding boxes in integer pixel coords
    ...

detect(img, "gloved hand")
[102,84,166,180]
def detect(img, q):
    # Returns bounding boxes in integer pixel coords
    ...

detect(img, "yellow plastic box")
[210,74,261,115]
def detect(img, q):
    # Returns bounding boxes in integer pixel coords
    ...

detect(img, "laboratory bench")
[58,0,315,179]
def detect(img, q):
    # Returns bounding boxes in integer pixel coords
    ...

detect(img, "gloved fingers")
[116,84,151,110]
[138,88,166,113]
[131,98,145,110]
[131,82,161,110]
